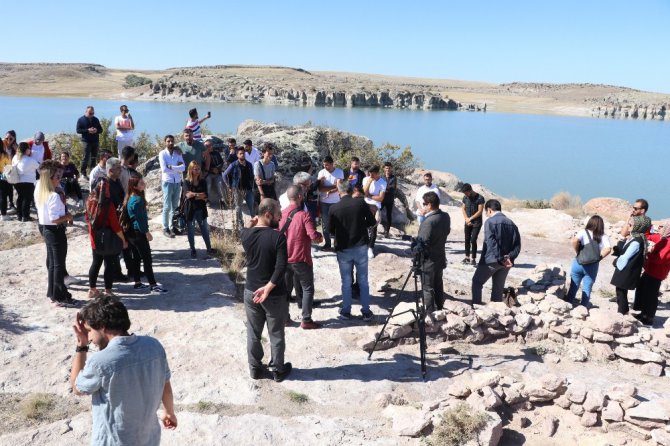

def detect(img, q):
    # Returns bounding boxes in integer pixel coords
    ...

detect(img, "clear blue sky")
[4,0,669,93]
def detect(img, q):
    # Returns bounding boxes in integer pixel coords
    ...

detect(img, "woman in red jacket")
[633,222,670,326]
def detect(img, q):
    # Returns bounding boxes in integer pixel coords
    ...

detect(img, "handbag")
[503,287,519,308]
[576,230,601,265]
[94,226,123,256]
[3,164,19,184]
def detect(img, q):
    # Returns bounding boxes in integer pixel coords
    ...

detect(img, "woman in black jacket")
[611,215,651,314]
[184,161,215,258]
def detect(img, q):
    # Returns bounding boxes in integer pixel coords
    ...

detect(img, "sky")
[3,0,669,93]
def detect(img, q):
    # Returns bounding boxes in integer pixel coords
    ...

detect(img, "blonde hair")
[186,160,201,183]
[36,161,60,206]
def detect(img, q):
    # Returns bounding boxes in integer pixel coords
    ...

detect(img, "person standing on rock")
[460,183,485,266]
[76,106,103,179]
[471,199,521,305]
[415,172,440,224]
[633,221,670,325]
[223,146,255,226]
[417,191,451,313]
[114,105,135,156]
[158,135,185,238]
[186,107,211,141]
[70,297,177,444]
[381,162,397,238]
[362,165,386,259]
[241,198,292,381]
[564,215,612,308]
[611,215,651,315]
[317,155,344,251]
[280,185,323,329]
[329,181,376,321]
[177,128,205,178]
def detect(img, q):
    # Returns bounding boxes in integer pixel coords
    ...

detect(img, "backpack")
[119,203,133,234]
[86,177,112,230]
[503,287,519,308]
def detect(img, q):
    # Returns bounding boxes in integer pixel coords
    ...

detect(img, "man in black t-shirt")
[241,198,292,382]
[461,183,485,266]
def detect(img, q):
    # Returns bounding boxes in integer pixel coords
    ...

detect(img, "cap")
[34,132,45,143]
[243,139,253,146]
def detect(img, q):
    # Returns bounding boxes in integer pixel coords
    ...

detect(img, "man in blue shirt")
[70,297,177,445]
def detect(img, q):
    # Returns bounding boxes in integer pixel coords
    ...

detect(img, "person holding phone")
[185,107,211,141]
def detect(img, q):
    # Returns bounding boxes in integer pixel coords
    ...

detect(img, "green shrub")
[124,74,152,89]
[332,143,421,178]
[524,199,551,209]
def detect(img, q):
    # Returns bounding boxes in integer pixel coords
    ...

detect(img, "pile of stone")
[362,264,670,377]
[379,371,670,444]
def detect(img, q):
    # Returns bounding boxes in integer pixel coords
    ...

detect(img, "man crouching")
[70,296,177,445]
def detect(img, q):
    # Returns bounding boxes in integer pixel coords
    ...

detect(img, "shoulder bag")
[576,230,601,265]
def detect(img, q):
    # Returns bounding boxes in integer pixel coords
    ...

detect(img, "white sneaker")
[368,248,374,259]
[0,215,4,221]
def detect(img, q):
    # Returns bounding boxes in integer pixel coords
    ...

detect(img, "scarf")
[630,215,652,257]
[661,220,670,239]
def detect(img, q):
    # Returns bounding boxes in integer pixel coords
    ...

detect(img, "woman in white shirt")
[12,142,40,222]
[114,105,135,156]
[35,160,76,307]
[564,215,612,307]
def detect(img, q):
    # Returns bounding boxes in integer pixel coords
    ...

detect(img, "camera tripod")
[368,256,428,380]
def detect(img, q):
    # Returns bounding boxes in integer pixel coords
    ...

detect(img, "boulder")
[525,384,558,403]
[443,315,467,333]
[615,335,640,345]
[614,346,665,363]
[388,324,412,339]
[570,306,589,320]
[540,374,567,393]
[443,300,474,317]
[567,345,589,362]
[571,403,585,415]
[626,401,670,424]
[651,429,670,446]
[641,362,664,376]
[579,327,594,341]
[601,401,624,422]
[566,382,587,404]
[555,395,572,409]
[520,303,541,316]
[606,383,637,402]
[447,378,472,398]
[581,411,598,427]
[502,383,526,405]
[592,331,614,343]
[515,313,532,329]
[470,371,502,391]
[583,389,605,412]
[582,197,632,222]
[588,310,636,336]
[383,405,431,437]
[468,411,503,446]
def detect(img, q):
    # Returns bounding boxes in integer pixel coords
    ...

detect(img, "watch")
[75,345,89,353]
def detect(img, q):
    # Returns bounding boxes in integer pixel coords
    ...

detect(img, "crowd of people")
[2,105,669,445]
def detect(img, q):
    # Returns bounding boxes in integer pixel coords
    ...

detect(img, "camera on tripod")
[401,235,427,274]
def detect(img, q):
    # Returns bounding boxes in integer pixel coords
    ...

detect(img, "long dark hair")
[585,215,605,243]
[124,176,147,211]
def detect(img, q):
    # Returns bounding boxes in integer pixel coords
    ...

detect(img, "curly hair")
[79,297,131,332]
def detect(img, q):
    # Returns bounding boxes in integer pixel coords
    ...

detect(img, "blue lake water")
[1,96,668,217]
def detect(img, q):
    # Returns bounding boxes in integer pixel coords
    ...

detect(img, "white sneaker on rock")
[368,248,374,259]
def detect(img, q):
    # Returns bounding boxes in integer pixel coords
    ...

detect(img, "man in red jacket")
[27,131,53,163]
[633,222,670,326]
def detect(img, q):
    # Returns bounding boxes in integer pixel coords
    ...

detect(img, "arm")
[303,212,323,243]
[571,237,581,255]
[222,163,234,187]
[95,118,103,134]
[76,117,88,136]
[115,117,122,130]
[471,203,484,221]
[507,224,522,261]
[461,202,469,222]
[107,205,128,249]
[616,241,640,270]
[160,381,177,429]
[128,114,135,130]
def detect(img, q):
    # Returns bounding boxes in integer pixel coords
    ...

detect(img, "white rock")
[592,331,614,342]
[443,300,474,317]
[567,345,588,362]
[383,405,431,437]
[651,429,670,446]
[606,383,637,402]
[515,313,532,329]
[579,327,594,340]
[571,403,585,415]
[566,382,587,404]
[642,362,664,376]
[389,324,412,339]
[601,401,624,422]
[581,411,598,427]
[443,315,467,333]
[447,378,472,398]
[615,335,640,345]
[540,373,566,392]
[614,346,664,363]
[583,389,605,412]
[470,371,502,391]
[570,306,589,320]
[555,394,572,409]
[588,309,636,336]
[626,401,670,422]
[520,303,540,316]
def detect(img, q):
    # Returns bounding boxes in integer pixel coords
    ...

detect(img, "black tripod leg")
[414,274,428,380]
[367,268,414,360]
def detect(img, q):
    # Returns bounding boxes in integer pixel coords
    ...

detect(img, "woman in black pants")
[86,176,127,299]
[611,216,651,314]
[35,160,76,307]
[125,176,167,293]
[12,142,40,222]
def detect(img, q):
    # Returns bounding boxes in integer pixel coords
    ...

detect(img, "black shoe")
[190,249,197,259]
[163,229,175,238]
[273,362,293,382]
[250,366,271,380]
[206,248,217,255]
[115,274,130,283]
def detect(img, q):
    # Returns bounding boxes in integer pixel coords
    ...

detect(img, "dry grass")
[21,394,56,420]
[210,229,246,297]
[550,191,584,218]
[428,403,489,446]
[0,234,43,251]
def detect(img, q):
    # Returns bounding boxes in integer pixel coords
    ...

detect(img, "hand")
[146,232,153,242]
[161,411,178,430]
[252,285,271,304]
[502,257,513,268]
[122,240,128,249]
[247,216,259,228]
[72,312,89,346]
[206,111,211,118]
[314,234,324,244]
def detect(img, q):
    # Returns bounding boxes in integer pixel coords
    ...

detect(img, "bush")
[428,403,489,446]
[124,74,152,89]
[524,199,551,209]
[550,191,582,211]
[331,143,421,179]
[21,393,56,420]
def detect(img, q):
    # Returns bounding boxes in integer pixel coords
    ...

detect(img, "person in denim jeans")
[70,297,177,444]
[183,161,216,258]
[223,146,255,227]
[328,181,376,321]
[158,135,185,238]
[564,215,611,307]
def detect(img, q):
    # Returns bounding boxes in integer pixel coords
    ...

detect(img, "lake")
[1,96,668,217]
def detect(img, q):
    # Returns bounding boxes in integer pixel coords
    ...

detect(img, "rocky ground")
[1,63,669,119]
[1,180,669,445]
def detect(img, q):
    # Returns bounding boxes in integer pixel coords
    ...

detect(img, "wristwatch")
[75,345,89,353]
